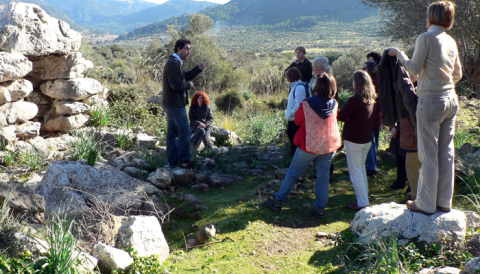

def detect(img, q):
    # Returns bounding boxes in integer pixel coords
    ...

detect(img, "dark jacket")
[189,104,213,130]
[337,94,376,144]
[399,118,417,152]
[162,55,202,108]
[286,58,313,83]
[371,75,382,131]
[377,50,418,131]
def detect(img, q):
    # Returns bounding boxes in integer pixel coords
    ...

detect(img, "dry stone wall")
[0,2,106,143]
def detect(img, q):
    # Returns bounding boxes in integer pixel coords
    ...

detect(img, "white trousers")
[345,141,372,207]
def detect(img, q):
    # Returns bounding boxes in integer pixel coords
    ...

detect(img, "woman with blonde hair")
[387,1,462,215]
[338,70,377,211]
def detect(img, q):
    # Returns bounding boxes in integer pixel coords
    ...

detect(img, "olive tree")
[362,0,480,92]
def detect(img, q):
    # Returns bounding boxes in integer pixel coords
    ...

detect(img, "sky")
[143,0,230,4]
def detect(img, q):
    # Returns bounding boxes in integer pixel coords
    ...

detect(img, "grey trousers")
[415,93,458,213]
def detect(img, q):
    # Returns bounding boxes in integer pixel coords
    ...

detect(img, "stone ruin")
[0,2,107,148]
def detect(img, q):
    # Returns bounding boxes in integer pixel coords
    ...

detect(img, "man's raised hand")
[198,58,206,70]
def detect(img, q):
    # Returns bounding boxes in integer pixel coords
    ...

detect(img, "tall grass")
[67,130,106,161]
[88,105,112,128]
[16,149,48,173]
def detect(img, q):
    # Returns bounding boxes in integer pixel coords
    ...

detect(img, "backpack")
[293,81,310,99]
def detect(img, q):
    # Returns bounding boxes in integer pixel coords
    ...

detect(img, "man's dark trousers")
[165,106,190,166]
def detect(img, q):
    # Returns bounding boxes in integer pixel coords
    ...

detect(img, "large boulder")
[36,161,158,218]
[0,52,32,83]
[92,243,133,274]
[115,216,169,261]
[40,78,103,100]
[27,52,93,80]
[0,181,46,224]
[54,101,90,116]
[0,79,33,102]
[0,100,38,124]
[15,121,41,139]
[42,114,89,132]
[0,2,81,56]
[147,168,173,189]
[211,126,243,145]
[350,202,466,245]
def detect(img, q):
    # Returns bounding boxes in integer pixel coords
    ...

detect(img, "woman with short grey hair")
[309,57,330,91]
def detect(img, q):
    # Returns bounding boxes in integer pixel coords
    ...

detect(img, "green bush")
[215,89,244,112]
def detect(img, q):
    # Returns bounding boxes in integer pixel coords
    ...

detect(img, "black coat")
[162,55,202,108]
[189,104,213,130]
[377,50,418,131]
[285,58,313,83]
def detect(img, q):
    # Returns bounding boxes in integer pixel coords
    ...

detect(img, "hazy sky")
[144,0,230,4]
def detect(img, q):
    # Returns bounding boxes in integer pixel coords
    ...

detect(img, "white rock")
[0,2,81,56]
[15,121,41,139]
[76,252,98,274]
[115,216,169,261]
[28,52,93,80]
[147,168,173,189]
[92,243,133,273]
[466,212,480,230]
[0,52,32,82]
[55,100,90,115]
[465,257,480,274]
[0,100,38,124]
[0,86,11,104]
[40,78,103,100]
[0,125,17,144]
[134,133,159,149]
[0,79,33,102]
[211,126,243,144]
[42,114,89,133]
[350,202,466,245]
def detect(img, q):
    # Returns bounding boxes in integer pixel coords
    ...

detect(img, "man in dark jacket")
[163,39,205,168]
[285,46,313,83]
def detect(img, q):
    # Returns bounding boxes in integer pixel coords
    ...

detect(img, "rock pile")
[0,2,106,145]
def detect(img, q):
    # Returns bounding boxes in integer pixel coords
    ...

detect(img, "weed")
[88,105,112,128]
[3,150,18,167]
[16,149,48,173]
[67,130,106,161]
[136,149,168,169]
[114,130,133,150]
[454,130,470,150]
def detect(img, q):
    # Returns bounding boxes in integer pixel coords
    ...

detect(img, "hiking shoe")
[437,206,451,213]
[179,160,195,169]
[263,199,282,211]
[406,200,434,215]
[311,207,325,219]
[346,202,366,211]
[366,169,377,178]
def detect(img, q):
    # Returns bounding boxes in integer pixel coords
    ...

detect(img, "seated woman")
[338,70,377,211]
[189,91,214,149]
[264,73,342,219]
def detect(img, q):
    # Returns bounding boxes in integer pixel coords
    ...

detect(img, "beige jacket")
[397,25,462,97]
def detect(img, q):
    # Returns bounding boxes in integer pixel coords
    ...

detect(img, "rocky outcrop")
[350,202,466,245]
[0,2,81,56]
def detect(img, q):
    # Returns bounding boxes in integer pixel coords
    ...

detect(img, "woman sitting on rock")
[338,70,377,211]
[264,73,342,219]
[189,91,214,150]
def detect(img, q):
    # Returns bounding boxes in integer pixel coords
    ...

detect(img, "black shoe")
[263,199,282,211]
[311,208,325,219]
[366,170,377,178]
[179,160,195,169]
[437,206,451,212]
[389,181,405,190]
[404,186,411,194]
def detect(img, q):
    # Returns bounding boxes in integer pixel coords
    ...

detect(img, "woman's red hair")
[191,91,210,105]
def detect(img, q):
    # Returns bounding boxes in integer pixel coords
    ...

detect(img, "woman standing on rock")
[387,1,462,215]
[338,70,377,211]
[264,73,342,218]
[189,91,214,150]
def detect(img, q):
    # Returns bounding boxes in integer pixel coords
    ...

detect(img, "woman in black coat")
[189,91,214,149]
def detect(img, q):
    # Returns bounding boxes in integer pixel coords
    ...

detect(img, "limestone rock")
[465,257,480,274]
[0,125,16,144]
[0,79,33,102]
[461,143,474,154]
[0,100,38,124]
[42,114,89,132]
[196,224,219,244]
[123,167,148,178]
[0,86,11,104]
[36,161,157,218]
[55,100,90,115]
[25,90,52,105]
[0,2,81,56]
[211,126,243,144]
[115,216,169,261]
[147,168,173,189]
[418,267,463,274]
[350,202,466,245]
[0,181,46,224]
[213,147,229,156]
[28,52,93,80]
[15,121,41,139]
[40,78,103,100]
[464,153,480,169]
[208,173,244,188]
[170,167,195,186]
[466,212,480,230]
[92,243,133,274]
[76,252,98,274]
[134,133,159,149]
[0,52,32,82]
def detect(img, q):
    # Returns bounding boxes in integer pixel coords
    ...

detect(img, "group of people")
[265,0,462,218]
[162,1,461,218]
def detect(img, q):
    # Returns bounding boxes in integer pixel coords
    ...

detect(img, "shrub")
[215,89,244,112]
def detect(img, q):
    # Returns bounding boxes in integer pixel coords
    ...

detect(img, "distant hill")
[116,0,379,41]
[0,0,83,31]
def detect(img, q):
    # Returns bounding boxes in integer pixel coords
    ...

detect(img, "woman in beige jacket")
[387,1,462,215]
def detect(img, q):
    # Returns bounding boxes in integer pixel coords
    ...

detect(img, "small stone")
[461,143,474,154]
[191,183,209,192]
[315,232,329,238]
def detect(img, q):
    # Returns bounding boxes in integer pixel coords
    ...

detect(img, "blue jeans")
[191,127,212,146]
[164,106,190,166]
[275,148,335,209]
[365,130,377,172]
